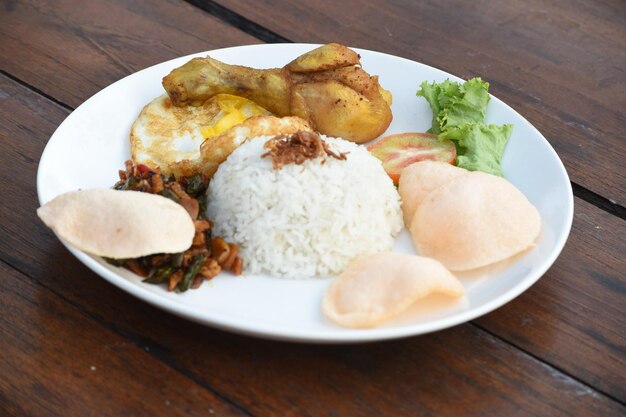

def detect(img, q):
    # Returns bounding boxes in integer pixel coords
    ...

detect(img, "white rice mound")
[206,135,403,278]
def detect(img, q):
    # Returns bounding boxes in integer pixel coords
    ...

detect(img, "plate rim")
[36,43,574,343]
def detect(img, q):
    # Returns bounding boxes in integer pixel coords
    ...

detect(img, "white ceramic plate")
[37,44,573,343]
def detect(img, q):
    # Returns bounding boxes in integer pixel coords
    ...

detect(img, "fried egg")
[130,94,270,177]
[199,115,313,178]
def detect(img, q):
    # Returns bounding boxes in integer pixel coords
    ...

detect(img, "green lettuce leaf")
[439,123,512,177]
[417,80,462,134]
[416,77,511,176]
[438,77,490,131]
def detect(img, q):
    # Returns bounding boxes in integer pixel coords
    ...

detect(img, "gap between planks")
[0,70,73,112]
[471,321,626,407]
[184,0,289,43]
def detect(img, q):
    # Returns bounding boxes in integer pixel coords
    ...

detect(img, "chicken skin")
[162,44,392,143]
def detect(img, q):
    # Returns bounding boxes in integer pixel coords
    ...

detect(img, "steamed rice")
[206,135,403,278]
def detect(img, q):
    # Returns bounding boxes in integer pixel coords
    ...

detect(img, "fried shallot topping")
[261,130,347,169]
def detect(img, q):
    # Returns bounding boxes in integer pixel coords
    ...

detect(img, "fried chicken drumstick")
[162,44,392,143]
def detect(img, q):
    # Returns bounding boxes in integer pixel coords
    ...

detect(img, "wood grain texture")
[211,0,626,206]
[1,74,625,414]
[0,260,250,417]
[0,0,260,108]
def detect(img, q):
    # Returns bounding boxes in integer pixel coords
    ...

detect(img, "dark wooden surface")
[1,0,625,416]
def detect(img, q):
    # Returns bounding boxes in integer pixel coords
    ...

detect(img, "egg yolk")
[201,94,269,138]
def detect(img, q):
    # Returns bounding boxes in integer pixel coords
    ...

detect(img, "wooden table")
[1,1,624,416]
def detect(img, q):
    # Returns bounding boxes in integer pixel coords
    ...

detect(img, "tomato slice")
[367,133,456,184]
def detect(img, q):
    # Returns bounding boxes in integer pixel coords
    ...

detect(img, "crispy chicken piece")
[163,44,392,143]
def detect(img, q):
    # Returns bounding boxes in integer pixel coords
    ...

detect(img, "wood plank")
[0,260,250,417]
[1,74,625,413]
[211,0,626,206]
[0,0,260,108]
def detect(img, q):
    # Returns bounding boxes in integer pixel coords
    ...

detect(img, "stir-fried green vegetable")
[106,161,243,292]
